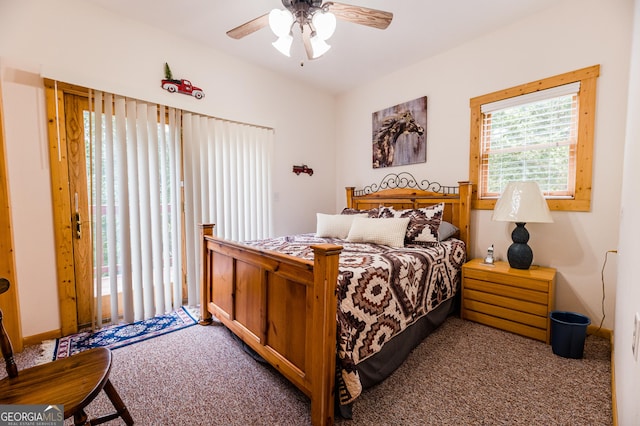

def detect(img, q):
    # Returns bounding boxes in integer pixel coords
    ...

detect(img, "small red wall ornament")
[292,165,313,176]
[161,63,205,99]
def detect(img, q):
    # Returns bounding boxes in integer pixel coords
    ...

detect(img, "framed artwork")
[372,96,427,168]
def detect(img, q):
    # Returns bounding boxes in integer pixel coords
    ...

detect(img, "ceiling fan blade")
[326,2,393,30]
[226,13,270,39]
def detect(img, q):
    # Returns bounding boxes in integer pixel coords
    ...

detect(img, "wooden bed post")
[310,243,342,426]
[457,181,472,259]
[198,224,215,325]
[345,187,355,209]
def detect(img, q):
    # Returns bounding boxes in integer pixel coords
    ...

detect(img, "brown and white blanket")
[244,234,466,405]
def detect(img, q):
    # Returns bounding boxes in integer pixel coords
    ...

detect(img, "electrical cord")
[597,249,618,333]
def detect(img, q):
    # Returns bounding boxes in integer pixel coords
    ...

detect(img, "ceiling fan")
[227,0,393,60]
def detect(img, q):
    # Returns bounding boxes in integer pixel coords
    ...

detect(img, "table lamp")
[492,181,553,269]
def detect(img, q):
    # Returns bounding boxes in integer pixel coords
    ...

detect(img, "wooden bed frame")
[199,176,471,426]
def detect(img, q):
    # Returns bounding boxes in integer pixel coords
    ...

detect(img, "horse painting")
[372,97,427,168]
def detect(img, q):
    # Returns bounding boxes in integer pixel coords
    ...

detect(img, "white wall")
[336,0,634,330]
[615,0,640,423]
[0,65,58,337]
[0,0,337,335]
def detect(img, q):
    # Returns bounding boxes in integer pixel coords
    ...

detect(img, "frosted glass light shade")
[269,9,294,37]
[272,34,293,57]
[312,11,336,40]
[310,35,331,58]
[492,181,553,223]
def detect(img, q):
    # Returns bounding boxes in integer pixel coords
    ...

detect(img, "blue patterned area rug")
[40,306,198,362]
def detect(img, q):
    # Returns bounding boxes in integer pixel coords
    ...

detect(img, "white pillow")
[346,217,411,247]
[316,213,367,239]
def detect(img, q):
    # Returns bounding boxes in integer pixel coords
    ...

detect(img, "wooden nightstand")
[461,258,556,344]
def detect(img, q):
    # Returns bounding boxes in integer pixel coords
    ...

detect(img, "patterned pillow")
[341,207,379,218]
[377,206,396,218]
[378,203,445,244]
[346,217,410,247]
[316,213,367,239]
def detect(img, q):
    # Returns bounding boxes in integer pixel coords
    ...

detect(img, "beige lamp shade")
[492,181,553,223]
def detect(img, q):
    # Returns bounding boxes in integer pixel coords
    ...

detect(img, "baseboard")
[609,330,617,426]
[585,325,616,425]
[584,325,616,425]
[22,329,61,347]
[587,324,612,339]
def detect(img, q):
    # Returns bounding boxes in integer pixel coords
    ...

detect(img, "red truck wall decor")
[161,63,205,99]
[161,79,205,99]
[292,165,313,176]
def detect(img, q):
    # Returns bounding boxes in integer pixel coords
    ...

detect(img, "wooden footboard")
[199,224,342,426]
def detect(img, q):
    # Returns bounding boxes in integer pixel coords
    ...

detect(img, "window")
[469,65,599,211]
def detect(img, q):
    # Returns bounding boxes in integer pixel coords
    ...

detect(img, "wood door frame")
[44,79,89,336]
[0,72,22,350]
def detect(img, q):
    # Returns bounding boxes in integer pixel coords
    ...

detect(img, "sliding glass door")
[47,86,184,329]
[46,80,273,334]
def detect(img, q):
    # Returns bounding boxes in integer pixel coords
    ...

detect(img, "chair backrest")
[0,278,18,378]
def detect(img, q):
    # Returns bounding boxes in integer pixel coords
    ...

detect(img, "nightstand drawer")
[461,259,556,343]
[463,268,549,292]
[464,311,548,342]
[463,298,548,329]
[463,288,548,316]
[464,278,549,305]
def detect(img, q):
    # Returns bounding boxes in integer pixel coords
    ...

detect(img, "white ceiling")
[85,0,559,95]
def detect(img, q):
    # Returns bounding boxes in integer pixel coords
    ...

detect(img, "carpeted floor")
[5,316,611,426]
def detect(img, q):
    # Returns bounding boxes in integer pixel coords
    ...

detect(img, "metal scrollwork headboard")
[354,172,459,196]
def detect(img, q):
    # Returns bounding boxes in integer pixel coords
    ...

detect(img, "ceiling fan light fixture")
[268,8,294,37]
[272,33,293,57]
[311,11,336,40]
[310,34,331,59]
[228,1,392,61]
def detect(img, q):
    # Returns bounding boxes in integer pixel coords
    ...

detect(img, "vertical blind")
[182,112,274,303]
[479,83,580,198]
[91,92,182,324]
[89,92,273,326]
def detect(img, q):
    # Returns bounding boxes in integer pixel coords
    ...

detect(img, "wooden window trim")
[44,78,79,335]
[469,65,600,211]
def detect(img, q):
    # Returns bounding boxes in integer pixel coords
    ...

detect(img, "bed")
[199,174,471,425]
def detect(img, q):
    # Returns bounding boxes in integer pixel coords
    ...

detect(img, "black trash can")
[549,311,591,359]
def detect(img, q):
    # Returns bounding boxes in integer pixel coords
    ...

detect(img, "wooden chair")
[0,278,134,425]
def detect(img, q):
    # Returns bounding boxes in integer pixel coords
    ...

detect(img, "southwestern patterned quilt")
[244,233,466,405]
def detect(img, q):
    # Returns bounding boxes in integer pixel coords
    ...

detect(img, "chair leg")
[103,379,134,425]
[73,409,89,425]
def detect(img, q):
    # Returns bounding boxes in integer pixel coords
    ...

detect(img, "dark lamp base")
[507,222,533,270]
